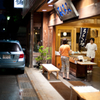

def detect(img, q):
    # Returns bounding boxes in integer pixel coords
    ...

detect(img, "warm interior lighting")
[48,5,53,7]
[47,0,53,4]
[35,32,37,35]
[58,33,60,36]
[63,32,67,36]
[42,9,47,12]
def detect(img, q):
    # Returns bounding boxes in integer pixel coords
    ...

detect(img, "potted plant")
[35,46,51,69]
[45,47,52,63]
[35,46,46,68]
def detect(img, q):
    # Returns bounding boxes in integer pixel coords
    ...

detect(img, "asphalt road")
[0,69,21,100]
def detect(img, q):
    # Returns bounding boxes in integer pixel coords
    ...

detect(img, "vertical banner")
[79,28,88,47]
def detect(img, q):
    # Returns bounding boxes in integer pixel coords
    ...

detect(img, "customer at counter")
[59,39,71,80]
[85,38,97,73]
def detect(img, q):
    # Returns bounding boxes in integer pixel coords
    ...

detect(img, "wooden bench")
[70,86,100,100]
[41,64,60,80]
[25,67,64,100]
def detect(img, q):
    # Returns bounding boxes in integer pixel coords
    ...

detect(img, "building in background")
[22,0,100,67]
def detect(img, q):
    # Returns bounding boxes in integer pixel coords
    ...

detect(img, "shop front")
[46,0,100,77]
[21,1,100,100]
[22,0,100,70]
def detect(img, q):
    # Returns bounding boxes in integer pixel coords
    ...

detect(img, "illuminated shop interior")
[55,16,100,63]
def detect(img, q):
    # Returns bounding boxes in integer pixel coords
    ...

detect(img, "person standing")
[85,38,97,73]
[36,41,41,52]
[59,39,71,80]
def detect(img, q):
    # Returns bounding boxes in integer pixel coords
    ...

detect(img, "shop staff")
[85,38,97,73]
[59,39,71,80]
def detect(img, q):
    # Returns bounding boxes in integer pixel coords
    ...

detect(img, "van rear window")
[0,42,21,52]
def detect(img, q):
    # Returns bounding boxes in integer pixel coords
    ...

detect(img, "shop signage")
[14,0,23,8]
[79,28,88,47]
[54,0,79,21]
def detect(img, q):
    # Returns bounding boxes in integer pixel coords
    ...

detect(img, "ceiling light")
[48,5,53,7]
[47,0,53,4]
[63,32,67,36]
[42,9,47,12]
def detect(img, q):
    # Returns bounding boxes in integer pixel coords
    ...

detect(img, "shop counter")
[69,55,96,77]
[55,55,62,69]
[55,55,96,78]
[77,61,97,65]
[70,60,96,78]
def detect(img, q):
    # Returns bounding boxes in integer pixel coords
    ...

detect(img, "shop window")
[60,32,71,48]
[33,27,42,52]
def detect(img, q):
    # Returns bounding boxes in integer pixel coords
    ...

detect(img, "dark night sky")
[0,0,6,20]
[0,0,5,9]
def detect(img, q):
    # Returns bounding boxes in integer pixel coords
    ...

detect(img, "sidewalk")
[17,72,39,100]
[25,67,64,100]
[25,66,100,100]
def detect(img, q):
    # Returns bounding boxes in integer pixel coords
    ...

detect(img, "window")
[0,42,21,52]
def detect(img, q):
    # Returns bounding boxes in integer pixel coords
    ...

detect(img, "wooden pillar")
[29,12,34,68]
[73,28,76,51]
[52,26,56,65]
[43,12,49,48]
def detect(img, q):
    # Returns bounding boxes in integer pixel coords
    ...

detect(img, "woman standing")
[59,39,71,80]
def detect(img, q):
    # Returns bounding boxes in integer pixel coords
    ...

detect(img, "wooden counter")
[77,61,97,65]
[69,59,96,77]
[70,60,96,78]
[55,55,97,78]
[55,53,87,70]
[70,61,86,78]
[55,55,62,69]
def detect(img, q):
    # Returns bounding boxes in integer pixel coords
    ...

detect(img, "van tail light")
[19,54,24,58]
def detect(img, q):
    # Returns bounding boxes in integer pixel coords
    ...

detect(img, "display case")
[69,55,96,77]
[55,53,96,78]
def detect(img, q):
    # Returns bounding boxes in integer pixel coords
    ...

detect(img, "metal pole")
[29,12,34,68]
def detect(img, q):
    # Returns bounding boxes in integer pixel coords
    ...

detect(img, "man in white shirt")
[85,38,97,73]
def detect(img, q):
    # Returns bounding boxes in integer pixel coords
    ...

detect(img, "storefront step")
[25,67,64,100]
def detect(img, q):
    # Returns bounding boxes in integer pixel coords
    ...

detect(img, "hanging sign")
[79,28,88,47]
[53,0,79,21]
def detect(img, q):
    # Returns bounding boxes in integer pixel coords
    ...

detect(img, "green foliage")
[39,66,43,70]
[35,46,52,64]
[45,47,52,61]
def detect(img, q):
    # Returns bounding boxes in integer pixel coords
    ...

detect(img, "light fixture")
[47,0,53,4]
[42,9,47,12]
[63,32,67,36]
[48,5,53,7]
[58,33,60,36]
[7,16,10,20]
[35,32,37,35]
[3,28,5,31]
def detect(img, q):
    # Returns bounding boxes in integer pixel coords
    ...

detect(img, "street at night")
[0,69,39,100]
[0,70,20,100]
[1,0,100,100]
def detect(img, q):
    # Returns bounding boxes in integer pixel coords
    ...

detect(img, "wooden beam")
[29,13,34,68]
[73,28,76,51]
[52,26,56,65]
